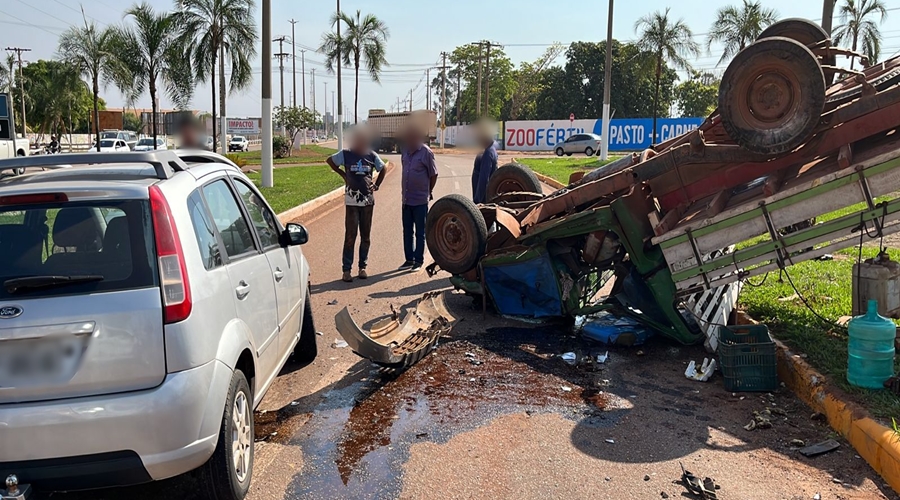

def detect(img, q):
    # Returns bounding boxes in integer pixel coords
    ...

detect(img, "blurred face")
[404,128,423,149]
[349,127,372,152]
[180,124,197,145]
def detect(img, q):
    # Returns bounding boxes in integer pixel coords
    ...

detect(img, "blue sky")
[3,0,900,120]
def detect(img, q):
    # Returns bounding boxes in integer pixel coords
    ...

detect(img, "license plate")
[0,335,88,387]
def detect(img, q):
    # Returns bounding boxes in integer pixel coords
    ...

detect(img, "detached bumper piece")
[334,292,456,368]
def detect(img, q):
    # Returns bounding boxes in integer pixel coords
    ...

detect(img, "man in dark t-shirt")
[327,127,387,282]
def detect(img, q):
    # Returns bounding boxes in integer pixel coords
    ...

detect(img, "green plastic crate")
[717,324,778,392]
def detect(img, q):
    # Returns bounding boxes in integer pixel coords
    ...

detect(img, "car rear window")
[0,200,157,300]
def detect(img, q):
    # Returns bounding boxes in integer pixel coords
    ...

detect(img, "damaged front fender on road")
[334,292,456,368]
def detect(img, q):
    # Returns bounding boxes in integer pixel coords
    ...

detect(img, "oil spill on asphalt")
[286,329,632,499]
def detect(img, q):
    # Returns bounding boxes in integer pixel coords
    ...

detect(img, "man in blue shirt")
[327,127,387,282]
[400,125,438,272]
[471,130,498,204]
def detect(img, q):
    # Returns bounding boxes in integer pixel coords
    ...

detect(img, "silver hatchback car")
[554,133,602,157]
[0,151,317,499]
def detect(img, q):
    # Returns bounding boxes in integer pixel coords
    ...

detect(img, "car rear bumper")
[0,359,234,488]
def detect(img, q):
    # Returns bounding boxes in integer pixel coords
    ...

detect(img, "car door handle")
[235,281,251,299]
[274,268,284,282]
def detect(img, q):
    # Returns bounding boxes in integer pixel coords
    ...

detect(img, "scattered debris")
[468,358,483,366]
[597,351,609,364]
[605,439,615,444]
[465,352,476,358]
[577,311,655,346]
[315,331,324,336]
[778,293,800,302]
[884,375,900,396]
[790,439,807,447]
[415,432,429,439]
[813,494,821,500]
[332,339,349,348]
[290,401,300,407]
[769,406,787,416]
[661,493,669,499]
[680,463,719,499]
[561,385,573,392]
[685,358,717,382]
[810,412,826,421]
[560,352,578,365]
[832,478,842,484]
[818,254,834,261]
[644,474,651,481]
[799,439,841,457]
[605,477,611,482]
[327,299,338,305]
[636,350,646,356]
[744,409,773,431]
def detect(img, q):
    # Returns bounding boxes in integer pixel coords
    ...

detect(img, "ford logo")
[0,305,23,319]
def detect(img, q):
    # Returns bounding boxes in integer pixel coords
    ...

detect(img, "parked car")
[97,139,131,152]
[205,135,215,150]
[229,136,250,152]
[554,133,602,157]
[100,130,138,150]
[0,149,318,500]
[134,137,168,151]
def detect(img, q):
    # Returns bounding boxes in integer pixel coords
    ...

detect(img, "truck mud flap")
[334,292,456,368]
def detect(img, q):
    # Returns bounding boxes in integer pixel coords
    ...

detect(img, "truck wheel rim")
[434,213,470,265]
[232,390,252,483]
[740,65,800,130]
[495,179,528,194]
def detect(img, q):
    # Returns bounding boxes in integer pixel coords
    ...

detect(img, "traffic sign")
[569,113,575,122]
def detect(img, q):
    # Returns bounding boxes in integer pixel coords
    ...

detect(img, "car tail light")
[0,193,68,205]
[149,185,192,323]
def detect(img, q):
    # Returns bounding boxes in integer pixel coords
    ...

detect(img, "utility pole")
[821,0,836,36]
[336,0,344,148]
[332,90,335,136]
[300,50,306,108]
[456,69,461,125]
[6,47,31,140]
[410,89,413,112]
[600,0,614,161]
[261,0,273,187]
[289,19,297,107]
[476,42,483,116]
[439,52,449,148]
[323,80,328,137]
[426,68,430,111]
[311,69,316,135]
[485,41,491,116]
[274,36,288,135]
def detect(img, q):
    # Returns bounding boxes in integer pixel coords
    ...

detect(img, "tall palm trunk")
[218,32,226,154]
[652,54,661,145]
[354,62,360,124]
[150,69,158,149]
[850,33,858,70]
[210,47,217,150]
[93,75,101,152]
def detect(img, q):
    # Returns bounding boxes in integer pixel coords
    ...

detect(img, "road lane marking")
[454,181,460,190]
[449,169,456,176]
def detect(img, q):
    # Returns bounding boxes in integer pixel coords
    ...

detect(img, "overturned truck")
[339,19,900,366]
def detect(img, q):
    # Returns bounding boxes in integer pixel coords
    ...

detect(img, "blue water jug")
[848,299,896,389]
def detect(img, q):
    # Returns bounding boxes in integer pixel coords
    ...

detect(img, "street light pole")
[261,0,273,187]
[336,0,344,150]
[290,19,297,107]
[600,0,614,160]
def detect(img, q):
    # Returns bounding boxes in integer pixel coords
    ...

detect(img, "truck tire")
[719,37,825,155]
[486,163,543,202]
[426,194,488,274]
[757,18,835,83]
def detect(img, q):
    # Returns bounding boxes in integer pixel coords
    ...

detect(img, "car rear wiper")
[4,275,105,294]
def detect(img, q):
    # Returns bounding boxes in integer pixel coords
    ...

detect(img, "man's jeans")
[402,204,428,264]
[343,205,374,272]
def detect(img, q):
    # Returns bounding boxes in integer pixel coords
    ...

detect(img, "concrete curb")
[737,312,900,494]
[275,162,395,225]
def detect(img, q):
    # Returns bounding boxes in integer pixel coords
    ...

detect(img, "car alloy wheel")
[231,390,252,483]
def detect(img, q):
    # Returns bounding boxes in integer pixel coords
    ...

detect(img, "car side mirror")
[281,223,309,246]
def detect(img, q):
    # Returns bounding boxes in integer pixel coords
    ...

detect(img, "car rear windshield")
[137,139,154,146]
[0,200,158,300]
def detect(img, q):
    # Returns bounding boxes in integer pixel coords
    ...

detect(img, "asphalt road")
[42,154,896,500]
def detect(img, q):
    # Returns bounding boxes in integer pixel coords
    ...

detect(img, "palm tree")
[833,0,887,69]
[635,8,701,144]
[0,54,13,92]
[58,22,128,151]
[707,0,779,65]
[320,10,389,124]
[117,2,193,148]
[173,0,257,153]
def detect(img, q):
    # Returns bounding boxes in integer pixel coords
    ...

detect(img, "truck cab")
[0,93,30,169]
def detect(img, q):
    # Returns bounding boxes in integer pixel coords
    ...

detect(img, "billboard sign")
[227,118,260,135]
[504,117,703,152]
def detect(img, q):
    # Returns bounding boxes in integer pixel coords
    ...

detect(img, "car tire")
[585,147,595,156]
[555,147,564,157]
[198,370,254,500]
[293,290,317,364]
[566,152,572,157]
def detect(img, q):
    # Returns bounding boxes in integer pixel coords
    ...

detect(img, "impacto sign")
[226,118,260,135]
[503,117,703,152]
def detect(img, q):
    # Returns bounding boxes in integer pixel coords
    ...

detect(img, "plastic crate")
[717,324,778,392]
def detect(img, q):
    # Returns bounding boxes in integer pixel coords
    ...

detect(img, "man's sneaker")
[411,262,423,272]
[398,261,414,270]
[342,271,353,282]
[358,269,368,279]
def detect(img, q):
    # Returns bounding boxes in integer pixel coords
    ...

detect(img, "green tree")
[675,72,720,117]
[19,60,94,139]
[320,10,389,124]
[446,44,515,122]
[274,105,317,147]
[0,54,13,92]
[707,0,779,65]
[508,43,564,120]
[123,111,143,132]
[833,0,888,68]
[58,22,130,151]
[117,2,193,148]
[634,8,701,143]
[174,0,257,152]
